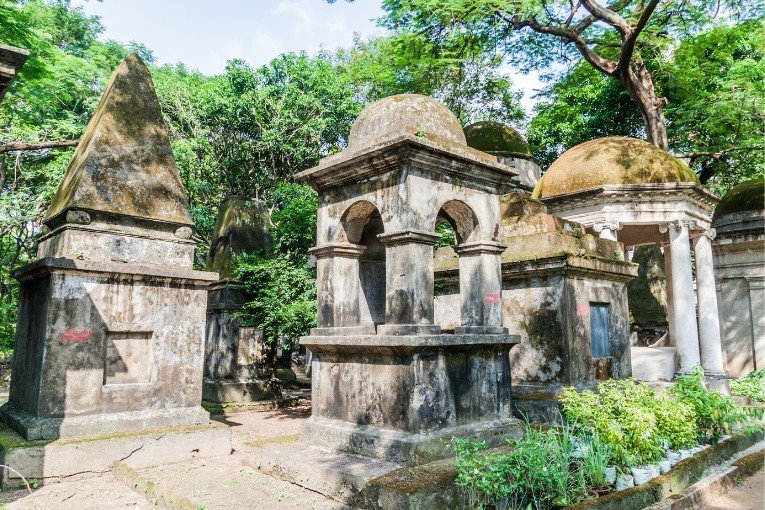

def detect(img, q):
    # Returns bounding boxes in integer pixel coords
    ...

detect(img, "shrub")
[560,379,696,467]
[670,366,749,443]
[731,370,765,402]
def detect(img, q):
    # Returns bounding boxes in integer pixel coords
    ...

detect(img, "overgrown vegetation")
[730,370,765,402]
[457,371,757,509]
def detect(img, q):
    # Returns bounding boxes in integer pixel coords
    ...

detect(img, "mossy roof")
[45,54,192,225]
[463,121,532,156]
[531,136,700,199]
[714,178,764,218]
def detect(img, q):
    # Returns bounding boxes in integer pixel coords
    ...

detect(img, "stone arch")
[338,200,386,325]
[436,200,479,244]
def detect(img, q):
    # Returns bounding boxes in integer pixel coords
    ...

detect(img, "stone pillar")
[377,230,441,335]
[311,243,373,335]
[663,244,677,347]
[593,221,621,241]
[748,277,765,370]
[693,230,726,375]
[661,220,701,373]
[454,241,508,334]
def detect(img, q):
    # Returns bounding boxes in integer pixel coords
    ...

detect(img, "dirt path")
[703,469,764,510]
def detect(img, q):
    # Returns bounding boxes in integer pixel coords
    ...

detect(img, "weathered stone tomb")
[296,94,522,466]
[435,193,636,422]
[1,54,219,442]
[204,197,281,403]
[712,179,764,376]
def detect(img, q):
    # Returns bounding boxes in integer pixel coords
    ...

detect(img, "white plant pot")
[616,474,635,491]
[631,466,655,485]
[667,451,681,465]
[721,434,732,442]
[571,444,591,459]
[679,449,692,460]
[604,466,617,485]
[659,459,671,474]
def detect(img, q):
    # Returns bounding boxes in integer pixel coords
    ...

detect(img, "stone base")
[311,324,377,336]
[375,324,442,335]
[301,415,522,466]
[0,403,210,441]
[202,378,281,403]
[0,420,231,486]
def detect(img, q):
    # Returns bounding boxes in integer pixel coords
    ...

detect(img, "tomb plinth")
[296,94,522,466]
[0,54,221,444]
[204,197,280,403]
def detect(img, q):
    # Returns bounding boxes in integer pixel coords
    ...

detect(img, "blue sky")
[73,0,543,113]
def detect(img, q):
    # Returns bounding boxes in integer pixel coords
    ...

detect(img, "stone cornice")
[295,135,520,193]
[13,257,219,283]
[454,240,507,255]
[378,229,441,246]
[309,243,367,259]
[541,183,719,212]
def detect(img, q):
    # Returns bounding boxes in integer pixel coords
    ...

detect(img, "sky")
[73,0,543,114]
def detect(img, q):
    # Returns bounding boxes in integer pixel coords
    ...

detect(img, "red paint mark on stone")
[61,329,92,343]
[576,305,589,316]
[483,293,501,304]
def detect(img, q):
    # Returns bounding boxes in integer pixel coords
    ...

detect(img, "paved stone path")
[704,469,764,510]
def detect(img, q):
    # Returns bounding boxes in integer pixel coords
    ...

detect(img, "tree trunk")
[618,60,669,150]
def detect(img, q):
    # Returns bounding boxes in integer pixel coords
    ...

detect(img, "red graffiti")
[483,293,501,304]
[576,305,590,316]
[61,329,93,343]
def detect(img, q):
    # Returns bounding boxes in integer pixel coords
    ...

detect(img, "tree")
[378,0,763,150]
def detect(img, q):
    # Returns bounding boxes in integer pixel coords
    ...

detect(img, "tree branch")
[618,0,661,72]
[579,0,631,36]
[0,139,79,154]
[675,146,765,160]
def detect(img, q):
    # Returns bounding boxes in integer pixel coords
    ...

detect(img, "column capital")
[659,219,697,234]
[309,242,367,259]
[592,220,622,233]
[377,229,441,246]
[454,240,507,255]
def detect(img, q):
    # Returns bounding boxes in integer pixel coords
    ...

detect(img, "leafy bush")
[454,424,611,510]
[560,379,696,467]
[670,366,749,442]
[235,255,316,351]
[731,370,765,402]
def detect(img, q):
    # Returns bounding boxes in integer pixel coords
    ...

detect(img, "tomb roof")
[464,121,531,156]
[713,178,764,219]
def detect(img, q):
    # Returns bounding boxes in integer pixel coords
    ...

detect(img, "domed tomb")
[347,94,466,153]
[713,178,764,219]
[464,121,532,156]
[532,136,699,199]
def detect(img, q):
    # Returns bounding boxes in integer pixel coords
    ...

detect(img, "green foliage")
[731,370,765,402]
[670,366,750,442]
[434,221,457,248]
[235,255,316,351]
[560,379,697,467]
[454,423,611,510]
[266,183,317,260]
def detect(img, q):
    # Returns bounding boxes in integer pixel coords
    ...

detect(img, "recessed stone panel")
[104,331,152,385]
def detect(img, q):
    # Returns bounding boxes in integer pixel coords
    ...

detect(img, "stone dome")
[464,121,532,156]
[347,94,466,152]
[532,136,699,199]
[713,178,764,219]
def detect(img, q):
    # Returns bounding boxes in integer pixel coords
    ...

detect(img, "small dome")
[713,178,764,219]
[347,94,466,152]
[532,136,699,199]
[464,121,532,156]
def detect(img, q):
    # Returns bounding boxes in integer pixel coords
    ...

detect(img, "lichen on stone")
[714,178,764,218]
[463,120,532,156]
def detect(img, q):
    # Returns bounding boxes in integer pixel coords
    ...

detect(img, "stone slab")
[631,346,677,381]
[302,416,522,466]
[0,420,231,486]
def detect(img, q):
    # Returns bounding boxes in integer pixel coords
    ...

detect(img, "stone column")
[454,241,508,334]
[693,230,726,375]
[593,220,621,241]
[748,277,765,370]
[663,244,677,347]
[377,230,441,335]
[660,220,701,373]
[310,243,373,335]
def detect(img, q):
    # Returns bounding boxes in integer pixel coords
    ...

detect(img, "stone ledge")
[12,257,218,282]
[301,333,520,352]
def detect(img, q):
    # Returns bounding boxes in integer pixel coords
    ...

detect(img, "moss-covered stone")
[464,120,532,156]
[627,245,668,324]
[45,53,192,226]
[206,197,272,278]
[714,178,764,218]
[533,137,700,199]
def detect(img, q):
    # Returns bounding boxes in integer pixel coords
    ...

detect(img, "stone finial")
[206,197,273,279]
[44,53,192,228]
